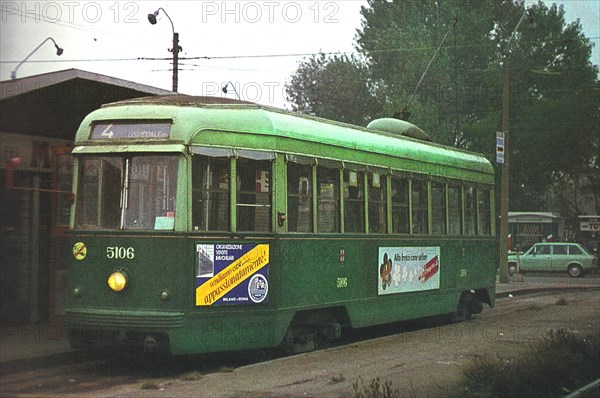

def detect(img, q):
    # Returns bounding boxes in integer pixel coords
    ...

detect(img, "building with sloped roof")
[0,69,173,323]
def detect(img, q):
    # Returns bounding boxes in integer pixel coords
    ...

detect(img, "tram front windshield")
[75,155,179,230]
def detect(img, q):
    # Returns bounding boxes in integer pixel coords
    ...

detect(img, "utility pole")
[498,9,535,283]
[499,65,510,283]
[149,7,180,93]
[172,32,179,92]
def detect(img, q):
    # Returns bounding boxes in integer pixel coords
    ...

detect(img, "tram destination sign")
[90,122,171,140]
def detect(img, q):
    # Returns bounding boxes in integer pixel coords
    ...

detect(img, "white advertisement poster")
[378,247,441,295]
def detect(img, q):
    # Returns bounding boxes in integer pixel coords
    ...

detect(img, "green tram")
[65,95,497,355]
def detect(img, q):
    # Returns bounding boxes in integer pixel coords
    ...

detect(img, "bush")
[462,329,600,398]
[353,376,401,398]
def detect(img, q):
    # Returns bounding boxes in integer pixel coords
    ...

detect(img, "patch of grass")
[555,297,568,306]
[180,371,203,381]
[352,376,400,398]
[219,366,235,373]
[516,304,543,312]
[329,374,346,384]
[461,329,600,398]
[140,381,161,390]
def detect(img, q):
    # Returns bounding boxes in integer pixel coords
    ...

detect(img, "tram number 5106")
[106,246,135,260]
[336,277,348,288]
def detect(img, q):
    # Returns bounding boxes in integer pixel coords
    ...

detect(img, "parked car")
[508,242,595,277]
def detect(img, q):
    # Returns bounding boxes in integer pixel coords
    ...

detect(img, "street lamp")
[222,81,242,100]
[498,10,536,283]
[11,37,63,79]
[148,7,181,92]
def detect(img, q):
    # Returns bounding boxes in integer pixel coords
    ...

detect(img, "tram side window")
[391,176,409,234]
[448,185,463,235]
[368,173,387,233]
[76,155,178,230]
[317,166,340,233]
[287,162,313,233]
[431,182,447,235]
[192,156,230,231]
[412,179,428,234]
[464,186,477,235]
[344,170,365,233]
[124,156,178,230]
[76,157,121,229]
[477,188,491,235]
[237,158,272,232]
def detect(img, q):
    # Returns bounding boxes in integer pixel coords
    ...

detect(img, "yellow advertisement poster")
[195,244,269,306]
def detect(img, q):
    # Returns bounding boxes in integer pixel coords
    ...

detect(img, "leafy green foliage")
[502,3,599,212]
[285,52,384,126]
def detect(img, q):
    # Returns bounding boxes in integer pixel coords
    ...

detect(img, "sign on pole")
[496,131,505,164]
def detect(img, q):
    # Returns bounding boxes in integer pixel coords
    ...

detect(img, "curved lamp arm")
[11,37,63,79]
[222,81,241,100]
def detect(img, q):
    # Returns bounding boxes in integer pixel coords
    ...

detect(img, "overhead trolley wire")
[0,43,488,64]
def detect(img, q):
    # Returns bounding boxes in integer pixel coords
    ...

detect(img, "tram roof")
[74,95,494,180]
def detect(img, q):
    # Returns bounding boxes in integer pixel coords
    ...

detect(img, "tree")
[497,2,599,211]
[356,0,501,147]
[285,52,384,126]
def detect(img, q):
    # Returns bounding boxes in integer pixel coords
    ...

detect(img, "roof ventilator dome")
[367,118,431,142]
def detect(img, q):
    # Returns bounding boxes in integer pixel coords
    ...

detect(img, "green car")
[508,242,595,277]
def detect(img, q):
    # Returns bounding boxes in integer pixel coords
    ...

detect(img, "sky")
[1,0,598,109]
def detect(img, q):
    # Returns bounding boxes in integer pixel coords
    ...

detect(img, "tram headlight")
[108,271,128,292]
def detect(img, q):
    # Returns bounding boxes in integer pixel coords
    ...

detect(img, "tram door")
[49,147,73,324]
